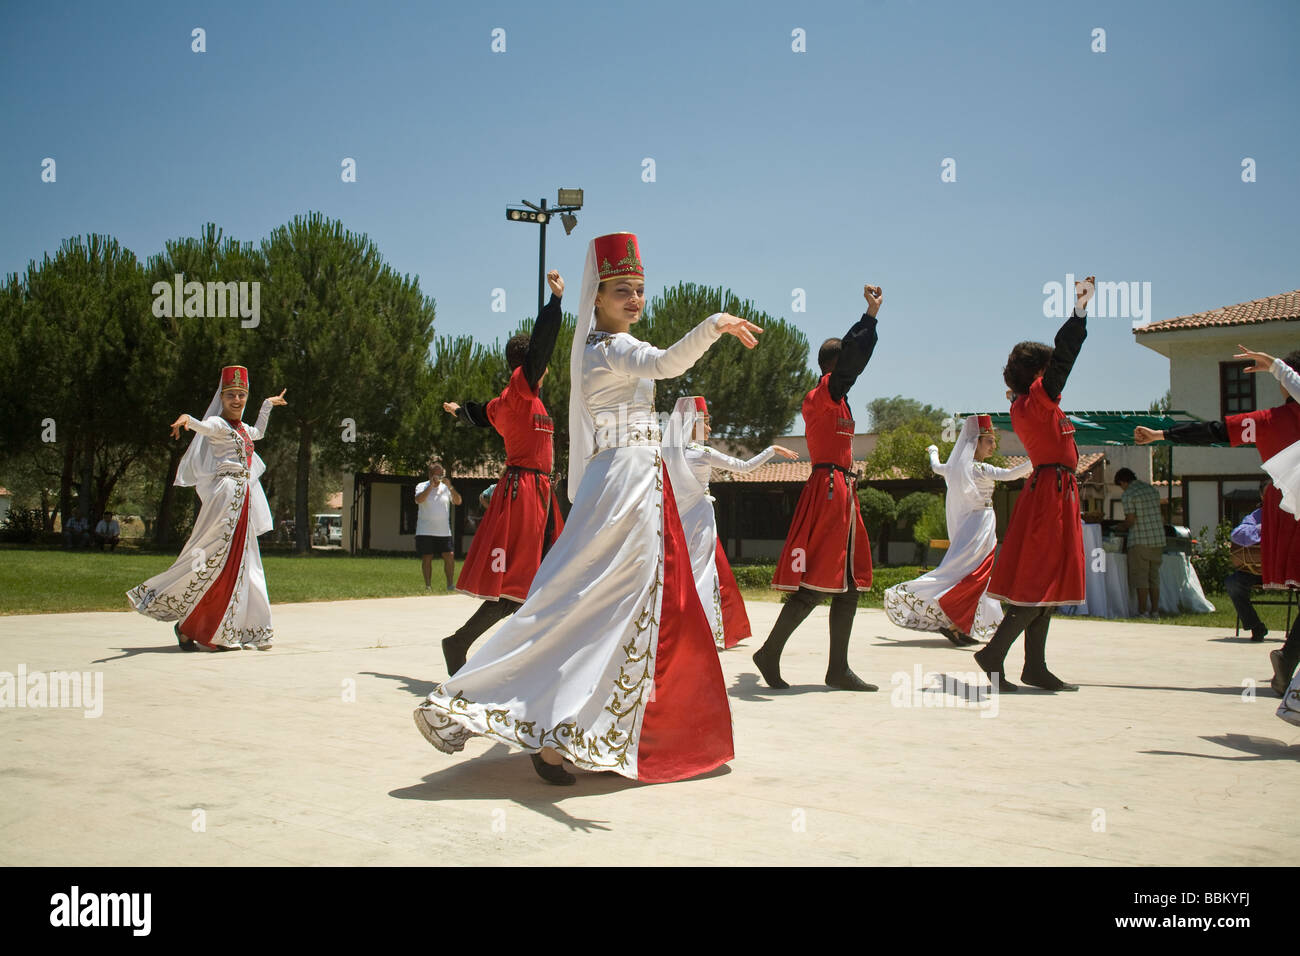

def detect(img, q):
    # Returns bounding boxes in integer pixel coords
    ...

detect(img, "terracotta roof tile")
[1135,289,1300,334]
[999,452,1104,478]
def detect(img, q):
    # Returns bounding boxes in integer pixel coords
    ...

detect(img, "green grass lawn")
[1,546,1292,634]
[0,545,459,615]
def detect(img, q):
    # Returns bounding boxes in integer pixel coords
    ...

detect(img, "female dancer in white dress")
[663,395,797,649]
[127,366,286,651]
[883,414,1031,645]
[413,232,764,784]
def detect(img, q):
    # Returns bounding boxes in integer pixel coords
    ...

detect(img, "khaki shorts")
[1127,544,1163,590]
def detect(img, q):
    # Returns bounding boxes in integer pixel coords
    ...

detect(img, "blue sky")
[3,0,1297,428]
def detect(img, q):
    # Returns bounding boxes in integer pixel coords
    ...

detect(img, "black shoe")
[956,633,981,646]
[753,646,789,690]
[1020,667,1079,691]
[973,648,1017,692]
[442,637,468,677]
[174,624,197,652]
[825,668,878,692]
[939,626,963,647]
[1250,626,1268,642]
[530,753,576,786]
[1269,649,1292,697]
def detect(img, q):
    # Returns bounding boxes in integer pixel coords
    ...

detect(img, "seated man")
[95,511,121,552]
[1225,507,1267,641]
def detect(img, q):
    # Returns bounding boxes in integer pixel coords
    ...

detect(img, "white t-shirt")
[415,481,452,536]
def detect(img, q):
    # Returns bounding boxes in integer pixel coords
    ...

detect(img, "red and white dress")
[127,398,276,649]
[414,311,734,782]
[986,376,1085,607]
[885,419,1032,639]
[772,373,872,593]
[456,364,564,602]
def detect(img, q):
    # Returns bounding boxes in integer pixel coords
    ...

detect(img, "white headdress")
[175,383,227,488]
[567,239,601,502]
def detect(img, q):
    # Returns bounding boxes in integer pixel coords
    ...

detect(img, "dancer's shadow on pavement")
[1087,682,1267,696]
[870,634,973,650]
[94,644,197,664]
[361,671,442,698]
[393,746,731,833]
[1207,635,1281,644]
[729,672,840,701]
[1143,733,1300,762]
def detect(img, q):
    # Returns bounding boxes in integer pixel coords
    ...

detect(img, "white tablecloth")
[1059,523,1216,618]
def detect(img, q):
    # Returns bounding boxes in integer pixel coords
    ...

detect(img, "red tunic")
[456,367,565,602]
[1226,401,1300,589]
[987,376,1085,606]
[772,374,872,592]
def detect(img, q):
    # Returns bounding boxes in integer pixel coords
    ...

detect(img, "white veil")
[662,396,707,510]
[943,415,983,531]
[175,385,224,488]
[567,239,601,503]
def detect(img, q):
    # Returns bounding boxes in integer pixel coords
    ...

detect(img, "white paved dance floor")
[1,595,1295,865]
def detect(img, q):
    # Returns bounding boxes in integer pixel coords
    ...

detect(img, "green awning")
[959,410,1225,446]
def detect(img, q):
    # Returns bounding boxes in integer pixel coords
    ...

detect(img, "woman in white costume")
[663,395,797,649]
[883,414,1031,646]
[127,366,285,651]
[413,232,764,785]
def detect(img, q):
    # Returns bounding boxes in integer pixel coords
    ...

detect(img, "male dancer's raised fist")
[1075,275,1096,311]
[863,284,883,315]
[547,270,564,298]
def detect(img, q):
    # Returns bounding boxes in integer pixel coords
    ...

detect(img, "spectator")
[414,461,461,591]
[94,511,121,552]
[1114,467,1165,618]
[63,513,90,549]
[1225,507,1267,641]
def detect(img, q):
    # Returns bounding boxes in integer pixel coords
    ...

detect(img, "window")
[1220,361,1256,418]
[400,483,418,535]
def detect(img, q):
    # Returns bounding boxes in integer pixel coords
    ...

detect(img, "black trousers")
[761,552,860,673]
[979,604,1055,673]
[447,598,520,650]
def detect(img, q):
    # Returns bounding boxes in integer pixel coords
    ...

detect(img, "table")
[1059,523,1216,618]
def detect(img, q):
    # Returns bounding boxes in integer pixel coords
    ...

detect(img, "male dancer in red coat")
[1136,345,1300,697]
[439,270,566,675]
[975,276,1094,692]
[753,284,880,692]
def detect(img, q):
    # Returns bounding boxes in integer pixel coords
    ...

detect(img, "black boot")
[443,599,518,676]
[939,626,964,646]
[753,590,819,689]
[530,752,575,786]
[825,588,876,691]
[1020,608,1078,691]
[973,606,1038,693]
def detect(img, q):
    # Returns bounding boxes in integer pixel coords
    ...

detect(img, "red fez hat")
[976,414,995,435]
[693,396,709,415]
[593,232,643,281]
[221,366,249,392]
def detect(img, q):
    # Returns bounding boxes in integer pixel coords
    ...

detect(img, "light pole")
[506,188,584,317]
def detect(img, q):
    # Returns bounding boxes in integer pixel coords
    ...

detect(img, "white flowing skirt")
[415,443,731,780]
[883,506,1003,641]
[677,494,725,649]
[126,471,273,649]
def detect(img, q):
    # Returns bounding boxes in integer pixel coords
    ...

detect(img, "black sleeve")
[1165,420,1230,444]
[523,293,563,392]
[455,402,492,428]
[828,313,879,404]
[1041,308,1088,401]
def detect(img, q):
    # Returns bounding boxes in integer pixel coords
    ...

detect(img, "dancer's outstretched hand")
[1235,344,1276,373]
[443,401,460,416]
[169,414,190,440]
[1133,426,1163,445]
[717,313,763,348]
[773,445,799,460]
[547,270,564,298]
[267,388,288,406]
[1076,275,1096,312]
[863,285,883,315]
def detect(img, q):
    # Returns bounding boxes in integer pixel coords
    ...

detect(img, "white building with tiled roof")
[1134,289,1300,536]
